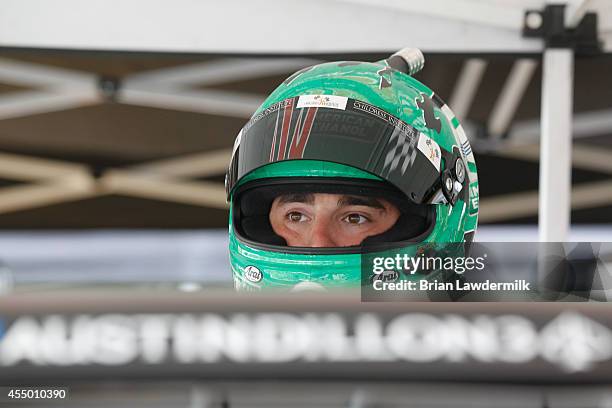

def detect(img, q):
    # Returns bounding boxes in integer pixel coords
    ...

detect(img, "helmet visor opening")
[232,177,435,255]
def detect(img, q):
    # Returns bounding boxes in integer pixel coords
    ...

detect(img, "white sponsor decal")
[417,133,441,172]
[441,104,454,123]
[290,281,326,293]
[244,266,263,283]
[453,125,478,184]
[297,95,348,110]
[0,312,609,372]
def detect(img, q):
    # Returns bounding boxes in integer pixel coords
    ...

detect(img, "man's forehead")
[275,192,386,209]
[276,192,315,205]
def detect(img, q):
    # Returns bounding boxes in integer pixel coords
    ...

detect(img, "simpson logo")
[297,95,348,110]
[417,133,441,172]
[244,266,263,283]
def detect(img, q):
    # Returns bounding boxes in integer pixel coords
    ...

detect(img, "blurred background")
[0,1,611,406]
[0,0,611,288]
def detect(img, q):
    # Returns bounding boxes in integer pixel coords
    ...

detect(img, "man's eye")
[343,213,369,225]
[287,212,307,222]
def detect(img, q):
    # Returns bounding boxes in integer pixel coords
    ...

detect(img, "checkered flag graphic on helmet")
[382,127,418,177]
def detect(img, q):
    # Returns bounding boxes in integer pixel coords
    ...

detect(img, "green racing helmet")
[225,49,479,291]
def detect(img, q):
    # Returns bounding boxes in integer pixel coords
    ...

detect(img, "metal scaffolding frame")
[539,49,574,242]
[0,0,611,241]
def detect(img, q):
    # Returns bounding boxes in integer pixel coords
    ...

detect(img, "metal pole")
[539,48,574,242]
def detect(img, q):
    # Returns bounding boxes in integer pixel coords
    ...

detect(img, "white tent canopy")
[0,0,611,54]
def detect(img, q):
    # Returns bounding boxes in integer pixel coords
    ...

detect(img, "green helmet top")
[226,48,479,291]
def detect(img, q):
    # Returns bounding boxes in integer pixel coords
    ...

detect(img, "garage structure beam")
[539,48,574,242]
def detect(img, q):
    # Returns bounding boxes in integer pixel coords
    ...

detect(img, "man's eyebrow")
[276,193,315,205]
[338,195,386,210]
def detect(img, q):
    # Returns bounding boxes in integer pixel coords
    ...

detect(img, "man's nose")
[309,218,336,247]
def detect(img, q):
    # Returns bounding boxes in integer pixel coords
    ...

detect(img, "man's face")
[269,193,400,247]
